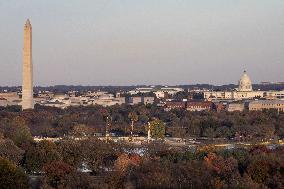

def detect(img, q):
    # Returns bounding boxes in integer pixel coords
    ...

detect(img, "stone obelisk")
[22,19,34,110]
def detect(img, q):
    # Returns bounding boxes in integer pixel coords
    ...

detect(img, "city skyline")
[0,2,283,189]
[0,1,283,86]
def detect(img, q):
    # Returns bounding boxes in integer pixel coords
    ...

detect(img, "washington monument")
[22,19,34,110]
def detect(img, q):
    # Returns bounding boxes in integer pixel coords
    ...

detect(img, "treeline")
[0,104,284,188]
[1,83,284,93]
[0,104,283,140]
[0,134,283,188]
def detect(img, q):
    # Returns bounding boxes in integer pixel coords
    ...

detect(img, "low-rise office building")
[143,97,155,105]
[128,96,155,105]
[129,97,142,105]
[226,103,245,112]
[249,100,284,112]
[264,91,284,99]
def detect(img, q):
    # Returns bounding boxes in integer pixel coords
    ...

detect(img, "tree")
[23,140,61,173]
[149,119,165,139]
[217,148,250,176]
[42,161,74,189]
[42,160,98,189]
[137,105,150,124]
[100,108,112,140]
[126,160,173,189]
[204,127,215,140]
[0,157,29,189]
[57,139,83,168]
[69,124,91,138]
[0,138,24,165]
[2,116,33,147]
[247,151,284,188]
[82,138,117,174]
[128,112,138,141]
[114,153,141,173]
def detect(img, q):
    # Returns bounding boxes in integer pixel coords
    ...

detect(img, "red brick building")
[164,101,186,110]
[187,101,213,111]
[213,102,227,112]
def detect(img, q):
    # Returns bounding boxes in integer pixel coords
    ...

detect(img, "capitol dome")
[238,70,253,91]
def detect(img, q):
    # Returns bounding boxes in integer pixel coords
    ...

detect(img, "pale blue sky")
[0,0,283,86]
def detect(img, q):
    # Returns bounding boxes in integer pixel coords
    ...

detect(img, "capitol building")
[204,71,284,101]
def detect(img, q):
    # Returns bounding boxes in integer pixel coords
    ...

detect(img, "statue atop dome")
[238,70,252,92]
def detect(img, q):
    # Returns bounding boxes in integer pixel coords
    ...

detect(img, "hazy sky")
[0,0,283,86]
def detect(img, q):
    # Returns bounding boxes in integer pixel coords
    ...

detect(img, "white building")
[129,87,184,99]
[93,94,125,107]
[204,71,284,101]
[154,87,184,99]
[39,91,126,108]
[128,88,154,95]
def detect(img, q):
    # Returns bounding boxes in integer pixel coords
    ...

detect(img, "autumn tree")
[247,150,284,188]
[1,116,33,147]
[23,140,61,173]
[57,139,83,168]
[114,153,141,173]
[69,124,91,138]
[41,160,98,189]
[149,119,165,139]
[42,161,74,189]
[82,138,117,174]
[0,157,29,189]
[0,138,24,165]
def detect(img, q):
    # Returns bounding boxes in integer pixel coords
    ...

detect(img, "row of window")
[261,104,284,107]
[188,106,210,109]
[250,108,284,111]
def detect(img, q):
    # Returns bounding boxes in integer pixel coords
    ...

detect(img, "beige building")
[22,19,34,110]
[0,92,20,107]
[0,99,20,107]
[226,103,245,112]
[143,97,155,105]
[129,97,142,105]
[249,100,284,112]
[93,96,125,107]
[0,92,20,102]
